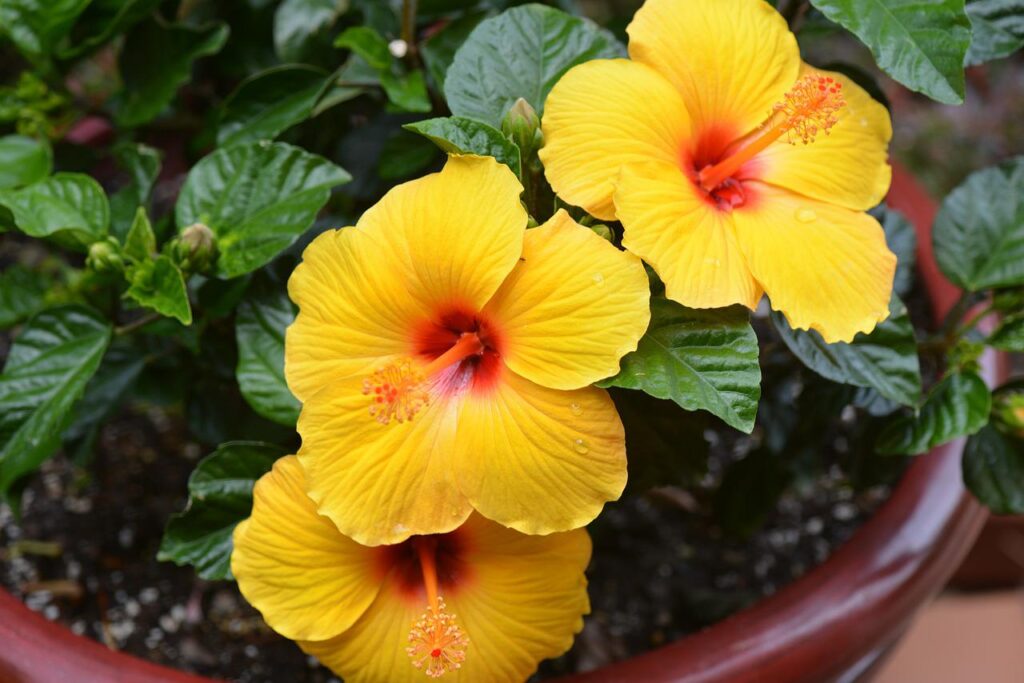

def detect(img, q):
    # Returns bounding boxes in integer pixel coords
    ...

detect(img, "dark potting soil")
[0,401,898,683]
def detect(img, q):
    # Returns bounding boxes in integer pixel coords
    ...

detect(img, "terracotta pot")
[0,166,1007,683]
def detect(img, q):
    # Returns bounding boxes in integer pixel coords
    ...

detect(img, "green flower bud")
[86,237,124,274]
[169,222,217,273]
[502,97,543,160]
[589,224,614,242]
[994,389,1024,438]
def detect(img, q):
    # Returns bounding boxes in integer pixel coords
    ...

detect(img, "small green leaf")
[933,157,1024,291]
[0,135,51,189]
[158,441,286,580]
[0,306,111,496]
[0,173,109,250]
[874,206,917,298]
[0,0,90,61]
[380,69,432,113]
[965,0,1024,66]
[772,296,922,408]
[108,143,162,241]
[126,255,193,325]
[0,266,49,329]
[988,314,1024,351]
[404,116,521,177]
[599,297,761,433]
[274,0,350,62]
[217,65,331,147]
[445,4,625,127]
[963,424,1024,513]
[377,131,440,180]
[809,0,971,104]
[58,0,162,59]
[175,141,350,279]
[115,19,230,127]
[334,25,391,69]
[236,279,300,426]
[877,371,992,455]
[421,12,487,91]
[123,207,156,261]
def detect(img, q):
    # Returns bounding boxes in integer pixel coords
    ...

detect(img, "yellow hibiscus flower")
[232,456,591,682]
[540,0,896,343]
[286,154,650,546]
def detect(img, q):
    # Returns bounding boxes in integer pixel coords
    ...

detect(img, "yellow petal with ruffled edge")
[627,0,799,137]
[286,155,526,402]
[455,369,626,535]
[755,64,892,211]
[231,456,384,642]
[482,210,650,390]
[732,183,895,343]
[539,58,690,220]
[616,161,762,310]
[300,514,591,683]
[297,377,471,547]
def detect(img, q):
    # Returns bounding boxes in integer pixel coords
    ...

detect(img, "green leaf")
[59,0,162,59]
[62,340,146,448]
[126,255,193,325]
[877,371,992,455]
[988,314,1024,351]
[274,0,350,62]
[933,157,1024,291]
[966,0,1024,66]
[808,0,971,104]
[772,296,921,407]
[236,279,300,426]
[377,131,440,180]
[0,306,111,496]
[404,116,521,177]
[0,135,51,189]
[0,266,49,329]
[123,206,156,261]
[108,143,162,241]
[380,69,432,113]
[158,441,286,580]
[874,206,917,298]
[334,25,391,69]
[445,4,625,127]
[115,19,230,127]
[0,173,109,250]
[421,12,487,91]
[175,141,350,279]
[963,423,1024,513]
[599,298,761,433]
[0,0,90,61]
[217,65,331,147]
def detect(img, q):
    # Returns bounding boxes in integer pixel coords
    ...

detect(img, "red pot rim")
[0,165,1006,683]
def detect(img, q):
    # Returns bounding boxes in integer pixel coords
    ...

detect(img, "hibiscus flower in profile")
[232,456,591,682]
[541,0,896,343]
[286,155,650,546]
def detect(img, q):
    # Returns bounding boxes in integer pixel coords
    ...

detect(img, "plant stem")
[402,0,419,63]
[115,312,161,336]
[954,303,996,339]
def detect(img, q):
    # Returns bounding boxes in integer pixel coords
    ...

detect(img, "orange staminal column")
[698,74,846,191]
[363,333,484,425]
[406,538,470,678]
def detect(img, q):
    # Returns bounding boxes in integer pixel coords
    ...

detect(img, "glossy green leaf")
[380,69,432,113]
[0,0,90,61]
[421,12,487,91]
[0,266,49,329]
[404,116,521,177]
[874,206,917,298]
[0,173,109,250]
[126,255,193,325]
[0,135,51,189]
[963,423,1024,513]
[59,0,162,58]
[175,141,350,279]
[933,157,1024,291]
[108,143,162,241]
[0,306,111,496]
[217,65,331,147]
[123,206,156,261]
[235,280,300,426]
[445,4,625,127]
[988,314,1024,351]
[772,296,921,407]
[62,340,146,447]
[334,25,390,69]
[966,0,1024,65]
[377,131,440,180]
[116,19,230,127]
[599,298,761,433]
[877,371,992,455]
[274,0,350,62]
[809,0,971,104]
[158,441,286,580]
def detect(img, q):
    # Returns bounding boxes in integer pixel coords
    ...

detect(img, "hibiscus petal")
[482,210,650,390]
[540,58,690,220]
[455,370,626,535]
[756,64,892,211]
[627,0,800,137]
[616,161,763,310]
[732,183,896,343]
[231,456,384,642]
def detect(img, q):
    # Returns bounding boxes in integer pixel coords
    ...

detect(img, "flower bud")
[994,388,1024,438]
[589,224,613,242]
[86,237,124,274]
[169,222,217,273]
[502,97,542,160]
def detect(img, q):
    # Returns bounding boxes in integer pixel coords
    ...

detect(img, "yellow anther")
[406,597,470,678]
[362,359,429,425]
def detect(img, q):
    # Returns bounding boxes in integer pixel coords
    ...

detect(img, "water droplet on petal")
[569,402,583,416]
[572,438,589,454]
[795,208,817,223]
[592,273,604,285]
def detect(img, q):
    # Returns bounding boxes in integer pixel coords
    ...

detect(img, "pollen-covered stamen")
[406,539,469,678]
[363,333,484,425]
[698,74,846,191]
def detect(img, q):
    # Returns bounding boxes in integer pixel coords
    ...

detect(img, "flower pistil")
[406,538,470,678]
